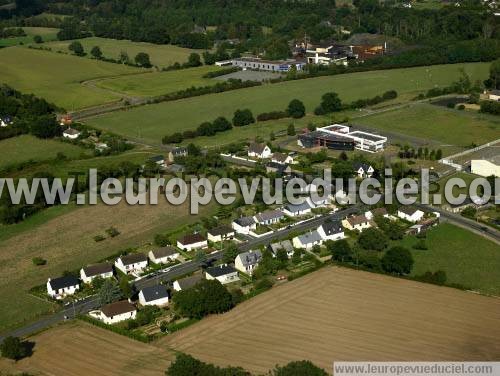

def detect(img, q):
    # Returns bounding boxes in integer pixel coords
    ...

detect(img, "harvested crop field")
[158,267,500,374]
[0,321,173,376]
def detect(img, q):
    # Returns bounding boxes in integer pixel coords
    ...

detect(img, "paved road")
[0,205,361,342]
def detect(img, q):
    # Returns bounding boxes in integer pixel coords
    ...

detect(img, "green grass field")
[41,37,205,67]
[356,103,500,147]
[94,65,223,97]
[86,63,489,143]
[0,27,59,47]
[0,47,140,109]
[0,135,90,169]
[402,223,500,296]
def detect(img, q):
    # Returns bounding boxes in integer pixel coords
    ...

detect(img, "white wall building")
[205,264,239,284]
[248,143,272,159]
[177,233,208,251]
[115,253,148,275]
[47,276,80,299]
[99,301,137,324]
[317,124,387,153]
[397,207,425,223]
[148,247,180,264]
[234,250,262,276]
[471,158,500,177]
[138,285,169,307]
[232,216,257,234]
[80,263,114,284]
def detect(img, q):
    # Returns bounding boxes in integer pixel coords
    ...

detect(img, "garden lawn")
[41,37,205,67]
[85,63,489,144]
[0,47,139,109]
[94,65,223,97]
[0,135,90,169]
[401,223,500,296]
[0,27,59,47]
[356,103,500,146]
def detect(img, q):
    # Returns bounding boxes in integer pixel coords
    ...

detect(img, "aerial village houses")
[342,214,371,232]
[148,246,180,264]
[353,162,375,179]
[254,210,285,225]
[266,162,292,176]
[115,253,148,275]
[47,276,80,299]
[205,264,240,284]
[293,229,323,250]
[207,225,235,242]
[364,207,389,221]
[283,201,312,217]
[271,152,294,165]
[173,274,203,291]
[177,233,208,251]
[99,300,137,324]
[248,142,272,159]
[268,240,295,259]
[232,216,257,234]
[397,207,425,223]
[138,285,169,307]
[62,127,81,140]
[80,263,114,284]
[167,146,188,163]
[234,250,262,276]
[317,220,345,241]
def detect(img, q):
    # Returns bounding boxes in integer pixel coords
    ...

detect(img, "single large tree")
[381,246,414,275]
[327,239,352,262]
[0,336,26,360]
[135,52,152,68]
[358,228,388,251]
[68,41,84,56]
[287,99,306,118]
[90,45,103,59]
[272,360,328,376]
[98,279,122,305]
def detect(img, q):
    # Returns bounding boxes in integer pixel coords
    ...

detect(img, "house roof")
[370,207,388,217]
[321,220,343,235]
[120,253,148,266]
[48,276,79,290]
[490,89,500,95]
[268,240,294,254]
[63,128,80,136]
[236,250,262,267]
[272,152,289,163]
[206,264,238,278]
[233,216,255,227]
[150,155,164,162]
[140,285,169,302]
[179,233,206,245]
[346,214,369,226]
[266,161,290,173]
[285,201,311,213]
[398,206,421,216]
[297,230,322,245]
[353,162,372,172]
[151,246,178,259]
[207,225,234,236]
[175,274,203,290]
[248,143,268,155]
[255,210,284,223]
[82,263,113,277]
[101,300,136,317]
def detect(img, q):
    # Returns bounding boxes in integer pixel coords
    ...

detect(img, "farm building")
[138,285,169,307]
[148,246,180,264]
[235,250,262,275]
[80,263,114,284]
[47,276,80,299]
[115,253,148,275]
[177,233,208,251]
[205,264,239,284]
[231,57,306,72]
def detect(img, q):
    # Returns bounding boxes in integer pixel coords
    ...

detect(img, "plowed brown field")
[157,267,500,374]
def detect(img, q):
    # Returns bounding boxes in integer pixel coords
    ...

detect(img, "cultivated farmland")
[86,63,489,143]
[0,135,90,169]
[42,37,205,67]
[0,47,139,109]
[0,321,173,375]
[159,267,500,374]
[356,103,500,147]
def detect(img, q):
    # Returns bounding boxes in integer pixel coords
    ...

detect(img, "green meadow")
[0,27,59,47]
[0,47,139,109]
[86,62,490,143]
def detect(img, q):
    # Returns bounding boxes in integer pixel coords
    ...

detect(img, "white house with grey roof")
[173,274,203,291]
[283,201,312,217]
[205,264,239,284]
[207,225,235,242]
[353,162,374,179]
[148,246,180,264]
[138,285,169,307]
[234,250,262,275]
[80,263,114,284]
[248,143,272,159]
[293,230,323,250]
[268,240,294,258]
[232,216,257,234]
[318,220,345,241]
[47,276,80,299]
[254,210,285,225]
[115,253,148,275]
